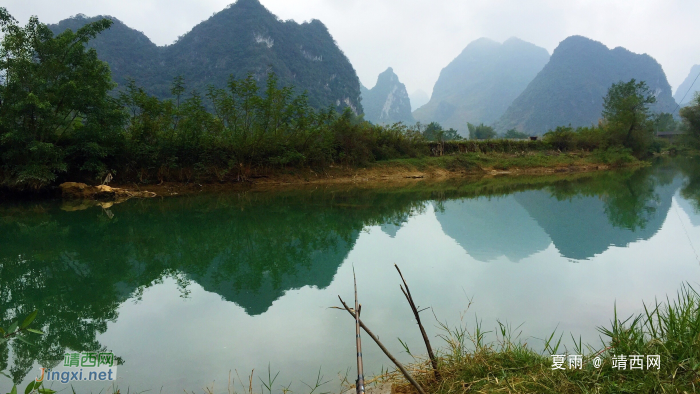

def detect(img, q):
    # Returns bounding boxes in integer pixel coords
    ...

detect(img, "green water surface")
[1,158,700,393]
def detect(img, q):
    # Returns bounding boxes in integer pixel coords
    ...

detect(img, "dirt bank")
[111,160,622,197]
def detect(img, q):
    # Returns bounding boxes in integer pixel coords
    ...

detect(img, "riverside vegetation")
[2,9,700,193]
[375,284,700,394]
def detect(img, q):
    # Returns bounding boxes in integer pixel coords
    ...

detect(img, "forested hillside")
[50,0,362,112]
[495,36,678,135]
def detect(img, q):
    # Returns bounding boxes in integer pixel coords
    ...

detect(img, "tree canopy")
[467,123,497,140]
[601,79,656,156]
[422,122,462,142]
[504,128,529,139]
[679,93,700,149]
[0,8,124,189]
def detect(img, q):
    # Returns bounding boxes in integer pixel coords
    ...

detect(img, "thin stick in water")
[395,264,440,380]
[353,267,365,394]
[337,296,427,394]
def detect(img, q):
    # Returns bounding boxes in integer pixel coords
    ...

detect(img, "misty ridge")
[40,0,700,135]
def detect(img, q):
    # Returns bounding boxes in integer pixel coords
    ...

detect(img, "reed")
[385,284,700,393]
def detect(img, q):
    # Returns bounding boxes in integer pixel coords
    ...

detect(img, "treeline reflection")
[1,158,699,383]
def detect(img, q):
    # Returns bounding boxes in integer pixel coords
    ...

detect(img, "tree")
[679,93,700,149]
[0,8,124,189]
[422,122,444,142]
[601,79,656,156]
[652,112,679,134]
[504,129,529,139]
[467,122,496,140]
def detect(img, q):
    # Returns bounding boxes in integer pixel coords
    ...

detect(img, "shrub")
[543,126,578,150]
[679,93,700,149]
[467,123,497,140]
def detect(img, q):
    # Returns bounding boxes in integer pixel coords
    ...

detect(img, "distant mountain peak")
[470,37,499,45]
[361,67,414,125]
[377,67,398,83]
[229,0,266,9]
[413,37,549,134]
[217,0,276,21]
[675,64,700,106]
[495,35,677,134]
[503,36,525,44]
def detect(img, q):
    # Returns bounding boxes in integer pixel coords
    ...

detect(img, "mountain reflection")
[678,157,700,225]
[1,158,698,383]
[434,195,551,262]
[434,161,686,261]
[0,190,424,383]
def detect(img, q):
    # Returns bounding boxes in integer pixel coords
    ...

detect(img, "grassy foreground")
[382,285,700,394]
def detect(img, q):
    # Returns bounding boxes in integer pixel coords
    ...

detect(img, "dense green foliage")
[360,68,414,125]
[496,36,678,135]
[117,74,426,182]
[679,93,700,149]
[503,128,529,139]
[422,122,462,142]
[653,112,680,134]
[540,79,667,160]
[601,79,657,156]
[0,9,124,189]
[0,7,428,189]
[49,0,362,112]
[413,37,549,133]
[467,122,497,140]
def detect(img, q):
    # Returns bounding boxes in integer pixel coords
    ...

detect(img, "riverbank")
[368,285,700,394]
[103,150,644,197]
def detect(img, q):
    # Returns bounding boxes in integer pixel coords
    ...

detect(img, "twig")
[337,296,427,394]
[395,264,440,380]
[353,267,365,394]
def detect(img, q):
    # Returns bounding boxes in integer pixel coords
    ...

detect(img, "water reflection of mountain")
[0,191,419,383]
[185,229,358,315]
[677,192,700,227]
[515,173,683,260]
[434,196,551,262]
[434,165,685,261]
[380,211,411,238]
[677,157,700,227]
[380,223,402,237]
[2,160,696,383]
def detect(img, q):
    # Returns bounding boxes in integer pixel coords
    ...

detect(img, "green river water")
[1,158,700,393]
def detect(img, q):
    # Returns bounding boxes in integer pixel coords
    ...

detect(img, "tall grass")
[387,285,700,393]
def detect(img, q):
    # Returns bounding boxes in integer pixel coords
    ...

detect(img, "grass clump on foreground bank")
[380,285,700,394]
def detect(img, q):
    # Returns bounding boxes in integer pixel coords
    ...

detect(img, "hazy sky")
[4,0,700,98]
